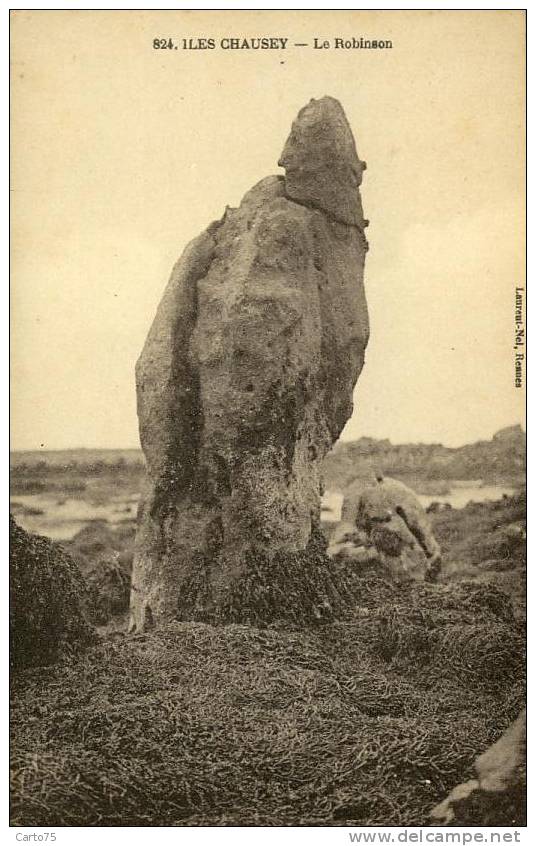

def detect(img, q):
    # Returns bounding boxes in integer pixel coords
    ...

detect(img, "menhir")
[129,97,370,631]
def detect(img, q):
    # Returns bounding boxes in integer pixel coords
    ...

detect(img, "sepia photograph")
[9,8,526,834]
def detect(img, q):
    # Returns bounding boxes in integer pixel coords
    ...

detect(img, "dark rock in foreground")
[10,516,96,668]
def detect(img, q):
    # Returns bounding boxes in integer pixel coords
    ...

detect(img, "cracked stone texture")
[129,97,369,631]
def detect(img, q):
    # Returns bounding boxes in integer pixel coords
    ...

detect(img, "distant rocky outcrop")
[129,97,369,631]
[492,424,525,443]
[323,426,526,491]
[10,516,96,668]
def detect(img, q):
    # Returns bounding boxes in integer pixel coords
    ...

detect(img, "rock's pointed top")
[279,97,366,227]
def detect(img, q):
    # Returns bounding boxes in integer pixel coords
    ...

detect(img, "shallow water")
[320,482,518,525]
[417,483,517,511]
[11,481,518,541]
[10,493,139,540]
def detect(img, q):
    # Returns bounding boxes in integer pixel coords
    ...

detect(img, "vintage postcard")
[10,9,526,837]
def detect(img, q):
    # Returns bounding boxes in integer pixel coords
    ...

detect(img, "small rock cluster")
[329,476,442,582]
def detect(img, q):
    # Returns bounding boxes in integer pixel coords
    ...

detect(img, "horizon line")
[10,424,525,455]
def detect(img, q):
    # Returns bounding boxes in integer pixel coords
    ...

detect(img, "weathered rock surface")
[129,97,369,630]
[431,710,526,826]
[350,477,441,581]
[10,516,96,668]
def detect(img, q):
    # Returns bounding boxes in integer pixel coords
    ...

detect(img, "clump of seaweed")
[63,522,135,626]
[175,530,398,627]
[213,530,358,627]
[84,560,131,625]
[9,516,97,668]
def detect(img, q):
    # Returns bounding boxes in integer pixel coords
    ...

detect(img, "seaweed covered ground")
[59,490,527,628]
[10,483,526,827]
[11,574,524,827]
[432,492,526,618]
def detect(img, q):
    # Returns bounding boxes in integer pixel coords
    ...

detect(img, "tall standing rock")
[129,97,370,631]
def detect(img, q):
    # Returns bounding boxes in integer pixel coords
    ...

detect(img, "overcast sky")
[11,10,525,450]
